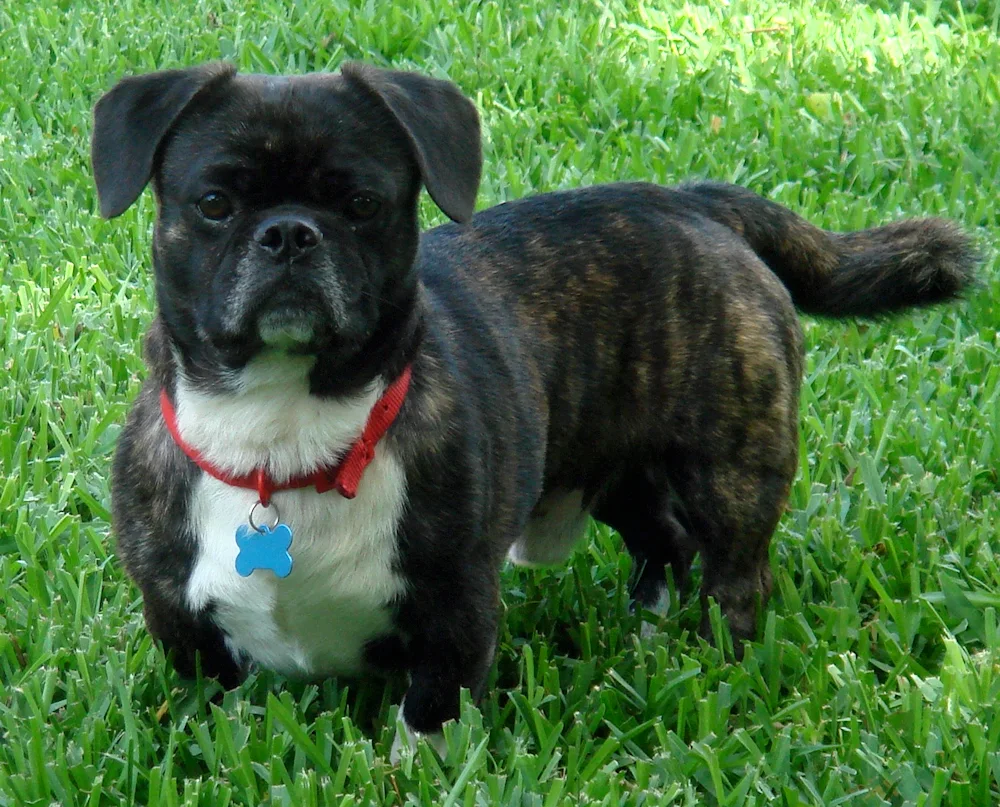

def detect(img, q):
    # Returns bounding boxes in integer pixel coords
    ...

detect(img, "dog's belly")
[184,450,408,678]
[508,489,590,567]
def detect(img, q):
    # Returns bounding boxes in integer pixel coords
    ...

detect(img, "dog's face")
[154,73,421,364]
[91,63,482,386]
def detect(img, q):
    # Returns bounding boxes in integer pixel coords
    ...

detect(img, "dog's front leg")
[139,585,246,689]
[390,559,499,763]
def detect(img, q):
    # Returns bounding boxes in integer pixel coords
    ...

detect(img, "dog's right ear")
[91,63,236,219]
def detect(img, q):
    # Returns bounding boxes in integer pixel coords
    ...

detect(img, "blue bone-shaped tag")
[235,523,294,578]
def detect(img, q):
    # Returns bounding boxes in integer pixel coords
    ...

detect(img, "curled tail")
[683,182,978,317]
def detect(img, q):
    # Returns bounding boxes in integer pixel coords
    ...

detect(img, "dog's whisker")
[360,289,403,310]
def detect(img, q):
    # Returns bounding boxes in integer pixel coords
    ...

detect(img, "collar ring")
[248,500,281,533]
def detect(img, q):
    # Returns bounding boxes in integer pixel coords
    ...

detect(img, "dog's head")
[91,62,481,387]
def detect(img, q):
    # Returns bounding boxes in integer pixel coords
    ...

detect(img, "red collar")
[159,366,412,506]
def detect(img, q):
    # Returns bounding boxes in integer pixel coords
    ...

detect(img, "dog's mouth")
[205,273,374,366]
[257,306,322,351]
[241,280,336,353]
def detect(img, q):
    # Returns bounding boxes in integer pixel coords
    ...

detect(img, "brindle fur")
[93,64,977,737]
[419,183,975,642]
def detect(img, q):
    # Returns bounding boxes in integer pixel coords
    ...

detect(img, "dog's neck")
[170,351,385,479]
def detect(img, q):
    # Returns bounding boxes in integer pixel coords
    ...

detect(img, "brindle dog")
[91,62,977,753]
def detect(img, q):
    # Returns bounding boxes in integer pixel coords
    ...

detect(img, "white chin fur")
[257,310,316,348]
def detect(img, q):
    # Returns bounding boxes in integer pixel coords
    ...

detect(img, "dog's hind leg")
[662,450,793,655]
[592,464,697,626]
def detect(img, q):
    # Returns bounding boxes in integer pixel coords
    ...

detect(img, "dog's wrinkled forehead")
[158,73,415,202]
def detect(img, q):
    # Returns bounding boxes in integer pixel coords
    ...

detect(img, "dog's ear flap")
[91,63,236,219]
[342,64,481,224]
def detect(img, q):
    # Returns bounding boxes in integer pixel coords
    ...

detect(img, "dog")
[91,61,977,758]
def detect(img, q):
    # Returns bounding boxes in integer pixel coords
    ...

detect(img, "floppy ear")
[91,63,236,218]
[342,63,482,223]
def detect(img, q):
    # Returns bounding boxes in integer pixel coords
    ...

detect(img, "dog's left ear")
[342,64,482,223]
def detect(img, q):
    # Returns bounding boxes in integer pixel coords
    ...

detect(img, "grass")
[1,0,999,803]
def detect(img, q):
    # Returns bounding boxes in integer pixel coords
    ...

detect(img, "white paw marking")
[639,585,671,639]
[389,705,447,764]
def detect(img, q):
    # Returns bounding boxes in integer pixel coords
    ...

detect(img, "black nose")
[253,215,323,259]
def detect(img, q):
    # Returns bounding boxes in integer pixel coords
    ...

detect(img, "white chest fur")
[177,352,409,678]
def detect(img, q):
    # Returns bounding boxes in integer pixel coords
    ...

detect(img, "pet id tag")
[235,501,294,578]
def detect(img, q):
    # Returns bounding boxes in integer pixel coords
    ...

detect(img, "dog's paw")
[638,585,671,640]
[389,709,447,764]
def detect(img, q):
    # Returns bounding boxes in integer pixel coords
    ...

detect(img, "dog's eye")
[197,192,233,221]
[344,193,381,221]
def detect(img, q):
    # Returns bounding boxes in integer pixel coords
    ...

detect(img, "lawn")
[2,0,999,804]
